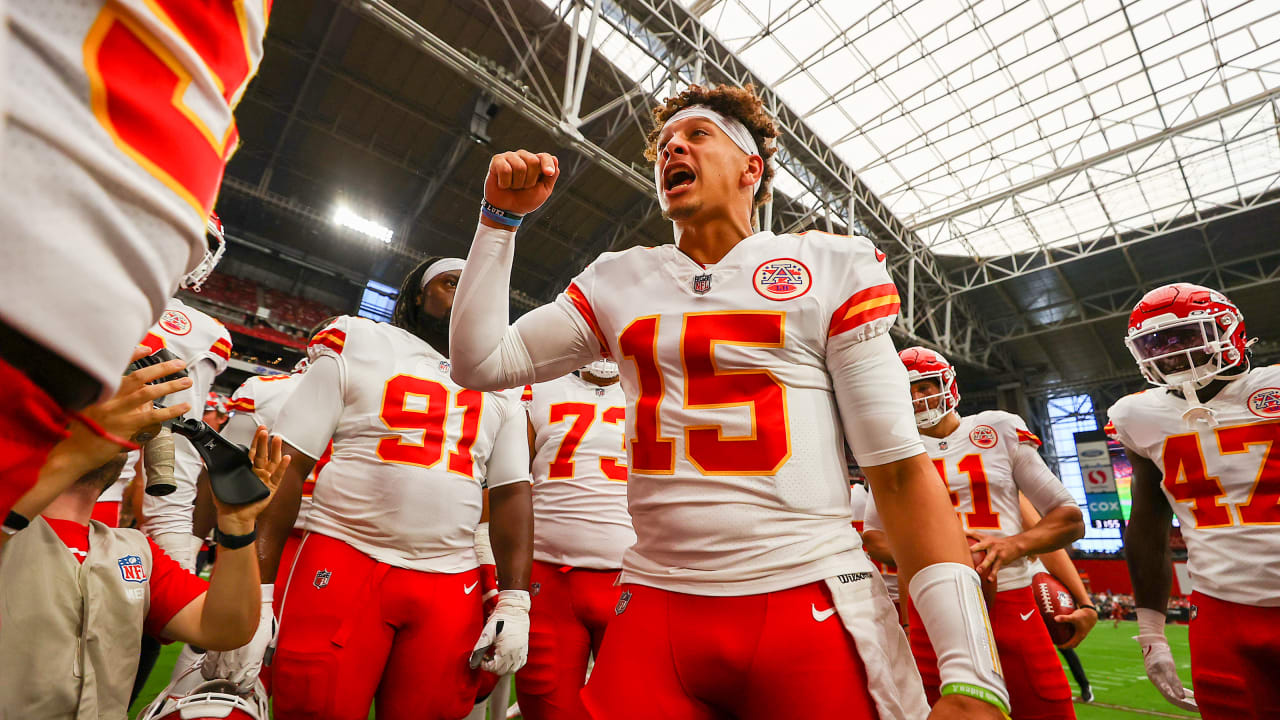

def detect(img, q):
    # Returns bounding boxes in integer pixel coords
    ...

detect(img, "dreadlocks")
[391,255,452,357]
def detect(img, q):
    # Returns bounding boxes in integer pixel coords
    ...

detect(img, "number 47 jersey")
[1108,365,1280,607]
[559,230,923,596]
[273,316,530,573]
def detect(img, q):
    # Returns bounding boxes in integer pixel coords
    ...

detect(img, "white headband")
[420,257,465,289]
[657,105,763,195]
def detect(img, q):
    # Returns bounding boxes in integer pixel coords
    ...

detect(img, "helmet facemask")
[1124,311,1244,390]
[908,372,955,429]
[182,215,227,291]
[582,359,619,380]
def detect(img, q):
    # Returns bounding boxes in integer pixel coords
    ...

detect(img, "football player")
[517,360,633,720]
[861,347,1085,719]
[449,84,1010,719]
[249,257,534,720]
[1108,283,1280,718]
[0,3,268,519]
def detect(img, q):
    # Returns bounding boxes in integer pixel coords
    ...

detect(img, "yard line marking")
[1077,700,1197,718]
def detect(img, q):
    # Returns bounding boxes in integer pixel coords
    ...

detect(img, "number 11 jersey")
[559,230,923,595]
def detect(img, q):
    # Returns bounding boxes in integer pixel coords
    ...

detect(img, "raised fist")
[484,150,559,216]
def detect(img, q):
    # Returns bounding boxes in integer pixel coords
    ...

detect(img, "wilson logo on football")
[969,425,998,449]
[1247,387,1280,418]
[159,310,192,336]
[753,258,812,301]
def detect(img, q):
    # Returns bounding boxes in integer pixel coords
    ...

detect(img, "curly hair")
[645,83,780,210]
[390,255,444,332]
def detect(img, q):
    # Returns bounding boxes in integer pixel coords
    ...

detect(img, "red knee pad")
[0,355,70,516]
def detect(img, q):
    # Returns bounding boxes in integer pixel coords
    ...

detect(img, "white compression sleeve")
[1011,442,1076,518]
[450,223,597,391]
[828,332,926,467]
[273,355,345,461]
[910,562,1011,713]
[484,400,532,490]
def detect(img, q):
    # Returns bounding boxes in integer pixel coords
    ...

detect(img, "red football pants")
[90,500,120,527]
[272,533,486,720]
[515,561,621,720]
[1188,592,1280,720]
[0,355,69,517]
[582,582,881,720]
[909,586,1074,719]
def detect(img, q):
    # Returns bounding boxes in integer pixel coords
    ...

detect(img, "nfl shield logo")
[314,569,332,589]
[1190,604,1198,621]
[439,360,451,373]
[118,555,147,583]
[595,387,606,397]
[692,274,712,295]
[531,582,541,597]
[615,590,633,615]
[939,441,948,450]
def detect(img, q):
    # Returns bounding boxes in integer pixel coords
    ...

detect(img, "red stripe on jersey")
[521,385,533,403]
[226,398,255,413]
[310,328,346,355]
[828,284,901,338]
[565,283,612,359]
[1015,428,1043,448]
[210,338,232,360]
[140,332,166,354]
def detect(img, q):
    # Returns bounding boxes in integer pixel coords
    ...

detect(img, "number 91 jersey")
[275,316,529,573]
[1,1,268,391]
[559,230,916,595]
[1108,365,1280,606]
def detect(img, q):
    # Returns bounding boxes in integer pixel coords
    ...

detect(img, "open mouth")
[663,164,696,192]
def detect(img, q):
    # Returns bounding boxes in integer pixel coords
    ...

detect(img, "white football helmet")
[182,212,227,291]
[581,359,619,379]
[140,661,268,720]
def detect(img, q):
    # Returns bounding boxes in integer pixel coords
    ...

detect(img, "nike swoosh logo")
[812,604,836,622]
[464,582,479,595]
[1020,609,1036,621]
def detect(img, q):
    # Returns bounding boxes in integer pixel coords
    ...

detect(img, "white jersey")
[849,483,899,602]
[560,230,919,594]
[226,373,324,531]
[140,297,231,537]
[527,375,635,570]
[0,1,268,393]
[866,411,1076,591]
[273,316,530,573]
[1108,366,1280,606]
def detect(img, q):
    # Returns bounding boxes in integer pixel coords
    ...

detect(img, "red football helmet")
[204,392,229,416]
[1124,283,1250,389]
[900,346,960,428]
[140,663,268,720]
[182,212,227,291]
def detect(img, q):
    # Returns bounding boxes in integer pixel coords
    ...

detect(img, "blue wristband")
[481,200,523,228]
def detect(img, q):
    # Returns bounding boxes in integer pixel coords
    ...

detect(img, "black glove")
[169,418,270,506]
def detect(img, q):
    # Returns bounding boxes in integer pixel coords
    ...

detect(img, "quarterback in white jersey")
[519,362,634,720]
[1109,283,1280,718]
[862,347,1083,718]
[254,258,534,720]
[450,85,1010,720]
[0,2,268,399]
[139,296,232,571]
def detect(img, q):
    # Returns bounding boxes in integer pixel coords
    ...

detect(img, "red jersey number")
[1162,420,1280,527]
[84,1,266,216]
[546,402,627,483]
[376,375,483,478]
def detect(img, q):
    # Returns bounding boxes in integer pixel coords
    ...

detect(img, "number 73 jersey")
[559,230,919,595]
[274,316,529,573]
[1108,365,1280,606]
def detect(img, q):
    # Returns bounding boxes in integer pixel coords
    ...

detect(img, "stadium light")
[333,204,394,244]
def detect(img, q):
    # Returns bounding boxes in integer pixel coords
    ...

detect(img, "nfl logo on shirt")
[693,274,712,295]
[595,387,606,397]
[118,555,147,583]
[439,360,451,373]
[314,569,332,589]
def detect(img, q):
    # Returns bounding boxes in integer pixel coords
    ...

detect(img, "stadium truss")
[346,0,1280,373]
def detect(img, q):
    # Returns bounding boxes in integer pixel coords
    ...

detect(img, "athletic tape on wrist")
[910,562,1010,713]
[941,683,1012,717]
[473,521,495,566]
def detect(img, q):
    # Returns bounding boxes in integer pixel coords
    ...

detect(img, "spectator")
[0,355,289,718]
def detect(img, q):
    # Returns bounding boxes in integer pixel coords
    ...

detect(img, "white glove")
[203,584,277,693]
[470,590,530,675]
[1136,608,1196,711]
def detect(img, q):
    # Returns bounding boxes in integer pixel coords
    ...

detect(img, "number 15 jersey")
[273,316,529,573]
[559,230,924,595]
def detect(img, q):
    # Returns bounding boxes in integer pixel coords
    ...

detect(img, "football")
[1032,571,1077,646]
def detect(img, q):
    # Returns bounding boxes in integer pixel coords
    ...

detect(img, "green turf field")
[131,621,1194,719]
